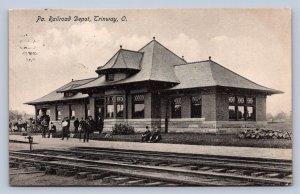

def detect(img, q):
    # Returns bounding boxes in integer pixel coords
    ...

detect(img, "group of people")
[61,116,96,142]
[38,110,99,143]
[141,126,162,143]
[38,111,162,143]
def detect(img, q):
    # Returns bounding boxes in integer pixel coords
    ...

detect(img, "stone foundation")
[51,119,267,134]
[103,119,161,133]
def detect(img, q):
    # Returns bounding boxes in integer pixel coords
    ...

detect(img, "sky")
[9,9,291,115]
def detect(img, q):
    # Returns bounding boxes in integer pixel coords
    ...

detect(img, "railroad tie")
[44,166,57,175]
[263,173,282,178]
[199,166,211,171]
[144,181,166,186]
[212,168,227,173]
[75,172,93,179]
[55,169,66,176]
[285,174,293,179]
[101,175,119,183]
[226,169,237,173]
[110,177,131,184]
[9,162,18,168]
[251,172,267,177]
[169,163,183,167]
[125,179,147,186]
[87,172,111,181]
[189,166,199,171]
[25,167,36,172]
[63,170,77,177]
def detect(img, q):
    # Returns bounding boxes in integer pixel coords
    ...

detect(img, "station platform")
[9,134,292,161]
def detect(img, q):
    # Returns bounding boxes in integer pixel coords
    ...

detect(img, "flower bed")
[238,128,292,140]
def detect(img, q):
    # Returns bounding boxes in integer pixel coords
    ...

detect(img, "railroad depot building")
[26,38,282,133]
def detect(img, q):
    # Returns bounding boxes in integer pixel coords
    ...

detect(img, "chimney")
[209,56,211,61]
[153,36,155,40]
[120,45,122,49]
[72,78,74,81]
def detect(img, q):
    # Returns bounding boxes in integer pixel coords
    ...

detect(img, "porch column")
[89,97,95,119]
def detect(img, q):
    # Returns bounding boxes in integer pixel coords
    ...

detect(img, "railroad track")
[9,147,292,186]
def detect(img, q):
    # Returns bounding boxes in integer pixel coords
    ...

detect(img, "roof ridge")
[152,39,186,64]
[97,49,119,70]
[207,61,219,86]
[119,52,128,68]
[71,77,98,82]
[174,60,210,67]
[121,48,143,54]
[138,39,154,52]
[112,50,121,68]
[57,77,98,93]
[149,40,155,80]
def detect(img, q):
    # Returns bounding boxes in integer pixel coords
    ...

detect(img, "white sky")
[9,9,291,115]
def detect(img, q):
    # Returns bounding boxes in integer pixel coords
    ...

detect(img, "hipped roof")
[169,60,282,94]
[96,49,143,74]
[25,77,96,105]
[71,39,186,91]
[26,39,282,105]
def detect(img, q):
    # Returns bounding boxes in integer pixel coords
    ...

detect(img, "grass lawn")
[20,122,293,149]
[80,133,292,149]
[76,122,292,149]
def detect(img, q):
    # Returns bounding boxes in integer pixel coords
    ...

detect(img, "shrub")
[112,123,134,135]
[238,128,292,140]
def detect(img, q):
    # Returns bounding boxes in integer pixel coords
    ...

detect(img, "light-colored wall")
[256,95,267,121]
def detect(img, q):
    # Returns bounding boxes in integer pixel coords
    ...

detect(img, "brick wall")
[202,93,216,121]
[103,118,161,133]
[216,92,229,121]
[71,104,86,120]
[256,95,267,121]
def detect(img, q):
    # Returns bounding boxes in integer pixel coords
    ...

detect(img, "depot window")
[191,96,202,118]
[106,96,114,118]
[229,96,255,121]
[106,73,114,81]
[171,97,182,118]
[132,94,145,118]
[116,96,124,118]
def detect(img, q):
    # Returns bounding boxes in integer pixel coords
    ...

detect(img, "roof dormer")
[96,46,143,76]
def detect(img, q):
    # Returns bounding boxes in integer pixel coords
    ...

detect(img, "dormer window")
[64,92,75,97]
[106,73,114,81]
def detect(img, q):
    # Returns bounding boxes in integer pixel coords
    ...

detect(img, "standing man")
[61,117,70,140]
[88,116,95,133]
[83,118,90,143]
[79,117,85,141]
[74,118,79,134]
[40,111,50,138]
[48,122,56,138]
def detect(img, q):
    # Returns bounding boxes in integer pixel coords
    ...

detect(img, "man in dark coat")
[83,118,91,143]
[74,118,79,133]
[79,117,85,141]
[61,117,70,140]
[40,111,50,138]
[48,122,56,138]
[87,116,95,133]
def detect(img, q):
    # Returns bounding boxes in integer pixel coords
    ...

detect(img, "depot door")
[95,98,104,120]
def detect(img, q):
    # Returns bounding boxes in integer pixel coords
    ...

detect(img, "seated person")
[149,127,162,143]
[141,126,151,142]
